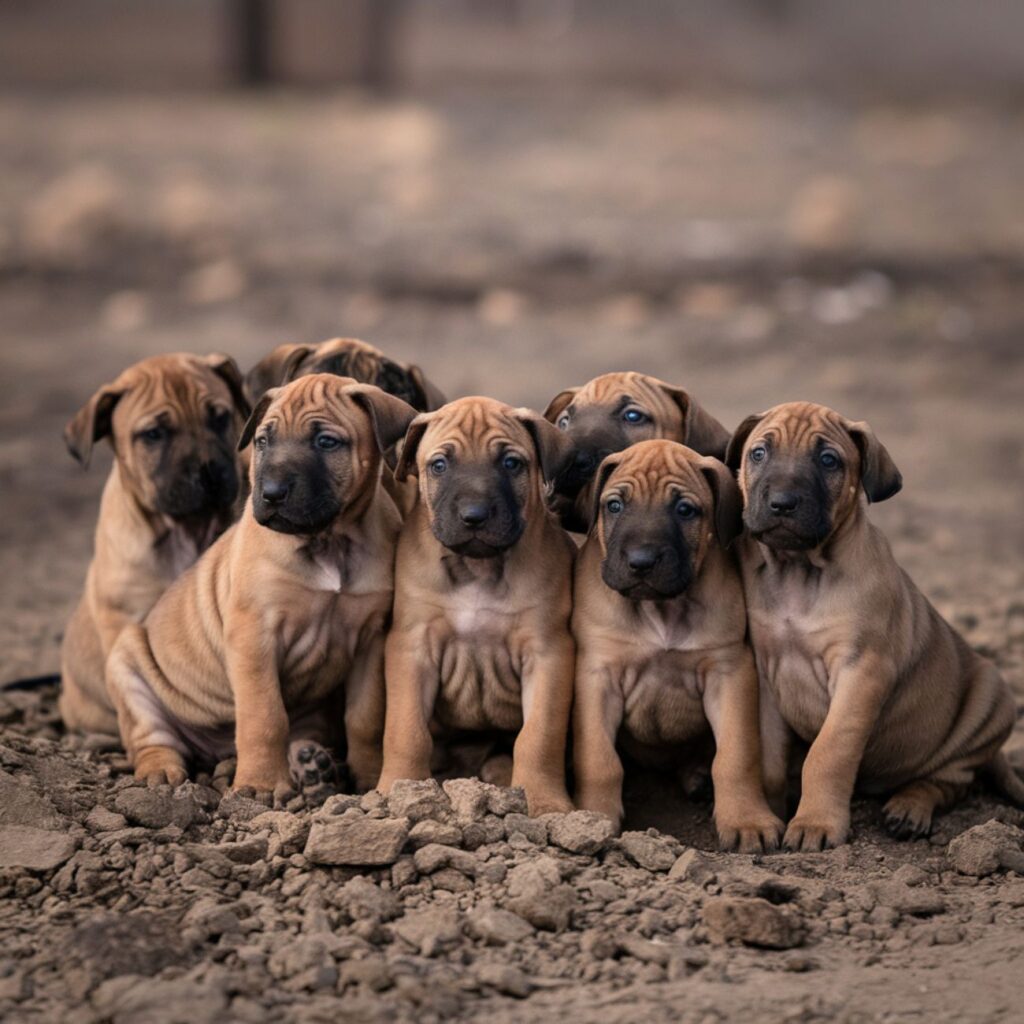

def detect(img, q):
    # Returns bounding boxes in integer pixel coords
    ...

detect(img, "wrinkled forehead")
[115,360,227,422]
[421,403,526,458]
[606,448,707,500]
[755,405,852,453]
[309,338,383,370]
[580,372,657,406]
[263,377,361,436]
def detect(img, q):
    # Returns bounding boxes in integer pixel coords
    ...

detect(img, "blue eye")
[557,414,570,430]
[502,454,524,472]
[749,445,767,463]
[315,434,342,451]
[429,456,448,476]
[819,450,840,470]
[623,409,647,424]
[606,497,624,515]
[676,500,699,520]
[254,435,268,450]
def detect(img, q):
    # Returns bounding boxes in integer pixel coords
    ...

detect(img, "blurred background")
[0,0,1022,698]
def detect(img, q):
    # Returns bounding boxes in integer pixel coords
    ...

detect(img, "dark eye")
[502,453,524,473]
[675,500,699,520]
[209,408,232,434]
[315,434,342,451]
[623,408,648,425]
[606,497,624,515]
[749,445,767,463]
[254,435,268,450]
[429,456,448,476]
[140,426,166,444]
[556,414,570,431]
[819,450,841,470]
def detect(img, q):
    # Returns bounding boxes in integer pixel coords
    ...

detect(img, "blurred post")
[361,0,403,93]
[232,0,273,86]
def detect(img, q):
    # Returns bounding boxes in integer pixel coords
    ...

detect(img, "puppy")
[105,374,416,796]
[572,440,783,851]
[728,401,1022,850]
[544,371,730,532]
[376,397,576,815]
[245,336,446,411]
[60,353,250,735]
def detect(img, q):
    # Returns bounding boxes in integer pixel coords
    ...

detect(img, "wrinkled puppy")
[544,371,730,532]
[105,374,416,798]
[61,352,250,735]
[376,396,576,815]
[728,401,1022,850]
[246,336,446,411]
[572,440,782,850]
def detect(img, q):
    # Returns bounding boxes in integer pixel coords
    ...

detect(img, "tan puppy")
[60,353,250,735]
[544,371,730,532]
[105,374,416,797]
[245,336,446,411]
[376,397,576,815]
[572,440,783,851]
[727,401,1022,850]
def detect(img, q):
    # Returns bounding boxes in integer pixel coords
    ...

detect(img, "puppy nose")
[261,478,291,505]
[626,546,661,574]
[769,491,800,515]
[574,451,597,472]
[459,503,491,527]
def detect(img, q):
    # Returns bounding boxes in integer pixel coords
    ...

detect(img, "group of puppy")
[58,337,1023,853]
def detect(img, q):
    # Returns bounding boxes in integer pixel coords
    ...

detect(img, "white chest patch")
[311,554,344,593]
[638,602,694,652]
[447,584,507,637]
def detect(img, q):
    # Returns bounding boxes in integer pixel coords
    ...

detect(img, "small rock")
[704,896,806,950]
[408,819,463,849]
[250,811,309,855]
[182,897,241,939]
[870,881,945,917]
[507,856,562,898]
[618,831,677,872]
[115,787,198,829]
[319,794,362,816]
[668,848,716,886]
[84,807,128,833]
[392,908,463,956]
[442,778,491,822]
[465,905,535,946]
[546,811,615,855]
[429,867,474,893]
[947,820,1024,877]
[216,791,267,823]
[339,956,393,992]
[413,843,479,877]
[334,877,401,922]
[476,962,532,998]
[508,884,576,932]
[387,780,452,822]
[617,934,672,966]
[504,813,547,845]
[0,826,78,871]
[304,815,409,866]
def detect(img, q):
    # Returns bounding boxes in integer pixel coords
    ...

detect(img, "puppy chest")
[434,639,524,734]
[620,655,707,747]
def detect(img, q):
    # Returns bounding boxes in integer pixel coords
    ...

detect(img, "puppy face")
[593,440,741,601]
[543,372,729,531]
[726,401,902,552]
[397,397,568,559]
[245,337,445,413]
[64,353,250,521]
[240,374,416,535]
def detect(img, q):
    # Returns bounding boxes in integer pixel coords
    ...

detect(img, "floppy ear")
[698,456,744,548]
[244,344,314,402]
[64,384,125,468]
[514,408,573,483]
[408,364,447,412]
[589,452,623,534]
[845,419,902,503]
[657,381,730,460]
[237,390,277,452]
[204,352,251,418]
[394,412,435,482]
[346,384,419,455]
[543,387,579,424]
[725,412,767,471]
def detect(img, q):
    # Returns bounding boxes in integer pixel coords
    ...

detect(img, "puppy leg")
[759,682,793,819]
[105,625,190,786]
[377,628,439,792]
[784,651,893,851]
[514,639,575,816]
[703,649,784,853]
[225,615,292,803]
[572,656,626,828]
[342,634,387,792]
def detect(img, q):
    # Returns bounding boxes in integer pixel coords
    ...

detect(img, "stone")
[466,905,535,946]
[334,877,401,922]
[546,811,615,855]
[91,975,228,1024]
[487,787,528,817]
[442,778,491,822]
[618,831,677,872]
[182,898,242,939]
[0,826,77,871]
[413,843,479,877]
[115,787,199,829]
[0,769,66,829]
[476,962,532,998]
[387,779,452,822]
[704,897,806,950]
[947,820,1024,877]
[304,815,409,866]
[507,856,562,898]
[392,908,463,956]
[870,881,946,917]
[250,811,309,855]
[503,813,547,845]
[84,807,127,833]
[668,849,716,886]
[509,884,576,933]
[215,791,266,823]
[408,819,463,849]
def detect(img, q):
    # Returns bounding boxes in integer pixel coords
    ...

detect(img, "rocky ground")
[1,89,1024,1022]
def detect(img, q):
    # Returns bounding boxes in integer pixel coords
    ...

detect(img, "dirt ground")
[1,90,1023,1023]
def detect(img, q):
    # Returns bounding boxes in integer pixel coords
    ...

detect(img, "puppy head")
[396,396,568,559]
[592,440,742,601]
[245,337,445,412]
[726,401,902,552]
[64,352,250,520]
[239,373,416,535]
[543,371,729,531]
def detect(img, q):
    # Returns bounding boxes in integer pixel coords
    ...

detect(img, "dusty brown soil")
[1,90,1023,1022]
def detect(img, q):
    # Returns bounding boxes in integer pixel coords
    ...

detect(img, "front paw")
[288,739,338,801]
[715,808,784,854]
[525,786,575,818]
[783,807,850,851]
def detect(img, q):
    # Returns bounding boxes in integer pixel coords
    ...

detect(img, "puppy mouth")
[254,506,340,536]
[446,536,515,559]
[750,521,826,551]
[612,577,691,602]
